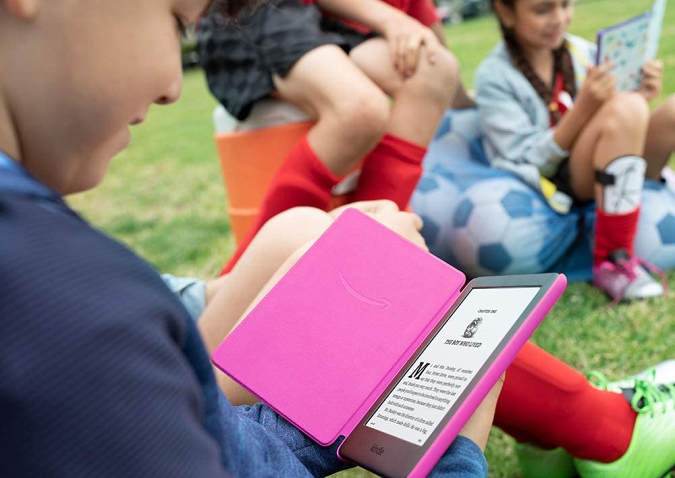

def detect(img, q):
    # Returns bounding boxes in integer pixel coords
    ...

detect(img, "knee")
[600,93,650,139]
[263,207,333,238]
[404,49,459,105]
[331,88,390,143]
[254,207,333,263]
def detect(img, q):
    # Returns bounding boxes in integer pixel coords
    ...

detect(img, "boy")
[0,0,497,476]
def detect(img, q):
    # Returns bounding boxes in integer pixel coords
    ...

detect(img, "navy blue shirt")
[0,152,487,477]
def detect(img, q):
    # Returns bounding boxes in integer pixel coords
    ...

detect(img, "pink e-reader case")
[212,208,466,445]
[211,208,566,477]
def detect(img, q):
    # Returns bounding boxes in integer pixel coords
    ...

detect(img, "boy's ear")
[493,1,516,28]
[3,0,40,19]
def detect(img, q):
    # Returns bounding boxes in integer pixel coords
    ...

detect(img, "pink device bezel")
[337,274,567,477]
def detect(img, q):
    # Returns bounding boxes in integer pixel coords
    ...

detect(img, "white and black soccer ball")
[634,181,675,271]
[444,179,552,277]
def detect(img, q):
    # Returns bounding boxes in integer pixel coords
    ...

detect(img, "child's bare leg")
[200,208,332,355]
[348,39,457,206]
[349,38,458,146]
[567,93,649,204]
[644,94,675,179]
[220,47,390,274]
[199,208,333,404]
[567,93,658,299]
[272,44,390,176]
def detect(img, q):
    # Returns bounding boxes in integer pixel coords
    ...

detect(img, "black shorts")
[549,159,592,206]
[198,0,373,120]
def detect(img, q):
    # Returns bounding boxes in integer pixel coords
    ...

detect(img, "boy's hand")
[638,59,663,102]
[381,13,441,79]
[575,63,616,115]
[457,373,505,451]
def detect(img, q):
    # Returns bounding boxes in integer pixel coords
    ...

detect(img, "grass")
[68,1,675,476]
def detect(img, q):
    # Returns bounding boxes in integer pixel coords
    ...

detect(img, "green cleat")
[515,362,675,478]
[574,369,675,478]
[515,443,577,478]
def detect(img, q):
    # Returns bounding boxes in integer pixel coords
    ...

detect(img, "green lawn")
[68,1,674,476]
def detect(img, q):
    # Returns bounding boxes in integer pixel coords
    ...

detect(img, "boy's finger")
[407,212,424,231]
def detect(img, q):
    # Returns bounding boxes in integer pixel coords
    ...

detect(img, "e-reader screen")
[365,286,540,446]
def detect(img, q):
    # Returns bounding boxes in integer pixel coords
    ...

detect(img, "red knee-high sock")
[220,135,341,275]
[494,342,636,463]
[352,133,427,210]
[594,208,641,266]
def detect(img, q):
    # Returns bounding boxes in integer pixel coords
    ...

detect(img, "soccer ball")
[412,169,463,265]
[412,109,486,267]
[445,179,554,277]
[634,182,675,271]
[414,108,582,279]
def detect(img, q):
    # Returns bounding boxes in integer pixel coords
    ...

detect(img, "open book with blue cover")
[596,0,667,91]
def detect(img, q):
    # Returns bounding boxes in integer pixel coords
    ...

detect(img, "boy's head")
[0,0,256,195]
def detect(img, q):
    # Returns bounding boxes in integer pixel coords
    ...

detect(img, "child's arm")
[551,64,616,151]
[475,62,571,177]
[476,61,614,176]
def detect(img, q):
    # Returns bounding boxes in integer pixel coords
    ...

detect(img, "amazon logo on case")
[339,271,392,310]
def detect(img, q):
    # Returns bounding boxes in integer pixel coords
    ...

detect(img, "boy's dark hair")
[490,0,577,125]
[213,0,265,17]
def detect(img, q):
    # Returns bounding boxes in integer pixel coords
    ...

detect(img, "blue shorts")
[161,274,207,321]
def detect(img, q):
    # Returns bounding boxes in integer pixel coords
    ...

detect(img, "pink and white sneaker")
[592,249,667,307]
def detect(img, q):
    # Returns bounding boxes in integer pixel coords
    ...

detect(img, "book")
[596,0,667,91]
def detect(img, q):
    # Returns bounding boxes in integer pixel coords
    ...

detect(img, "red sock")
[352,133,427,210]
[494,342,636,462]
[593,208,641,266]
[220,135,341,274]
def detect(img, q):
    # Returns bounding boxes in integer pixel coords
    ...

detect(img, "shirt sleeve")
[406,0,440,27]
[429,436,488,478]
[475,60,569,177]
[231,401,352,477]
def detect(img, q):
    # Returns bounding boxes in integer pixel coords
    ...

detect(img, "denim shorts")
[161,274,207,322]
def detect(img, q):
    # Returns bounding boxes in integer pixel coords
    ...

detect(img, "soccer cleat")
[515,362,675,478]
[575,369,675,478]
[592,249,666,307]
[588,360,675,394]
[514,442,577,478]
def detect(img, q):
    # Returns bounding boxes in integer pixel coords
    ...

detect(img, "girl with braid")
[475,0,675,304]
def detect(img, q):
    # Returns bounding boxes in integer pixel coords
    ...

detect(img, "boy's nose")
[155,74,183,105]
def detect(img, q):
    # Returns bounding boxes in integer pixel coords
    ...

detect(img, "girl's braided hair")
[490,0,577,124]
